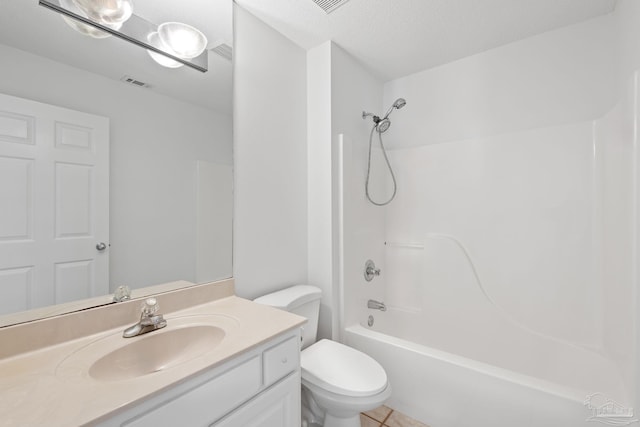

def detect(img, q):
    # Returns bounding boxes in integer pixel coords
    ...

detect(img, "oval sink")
[89,325,225,381]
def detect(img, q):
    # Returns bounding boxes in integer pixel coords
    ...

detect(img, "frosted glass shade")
[72,0,133,25]
[146,32,184,68]
[157,22,207,59]
[59,0,122,39]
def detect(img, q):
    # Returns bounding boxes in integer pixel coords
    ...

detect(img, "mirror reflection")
[0,0,233,326]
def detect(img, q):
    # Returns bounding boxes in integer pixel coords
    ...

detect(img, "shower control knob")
[364,259,381,282]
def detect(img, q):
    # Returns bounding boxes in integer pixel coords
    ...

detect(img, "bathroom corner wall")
[307,42,334,340]
[233,5,308,299]
[306,42,384,340]
[330,46,385,335]
[614,0,640,413]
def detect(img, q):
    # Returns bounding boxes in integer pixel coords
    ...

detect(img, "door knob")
[96,242,108,251]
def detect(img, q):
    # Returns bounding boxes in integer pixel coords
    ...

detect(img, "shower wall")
[372,7,638,405]
[336,4,640,418]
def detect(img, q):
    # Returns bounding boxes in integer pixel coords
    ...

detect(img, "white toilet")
[254,285,391,427]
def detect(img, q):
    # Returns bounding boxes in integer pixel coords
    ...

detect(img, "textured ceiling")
[0,0,232,113]
[235,0,617,81]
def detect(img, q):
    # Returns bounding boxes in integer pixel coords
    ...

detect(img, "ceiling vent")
[120,75,151,88]
[211,43,233,61]
[311,0,351,14]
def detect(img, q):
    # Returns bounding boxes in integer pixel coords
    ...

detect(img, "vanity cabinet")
[99,331,301,427]
[214,373,299,427]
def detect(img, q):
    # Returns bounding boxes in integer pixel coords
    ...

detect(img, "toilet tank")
[253,285,322,349]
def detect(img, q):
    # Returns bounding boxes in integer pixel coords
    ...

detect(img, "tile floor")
[361,405,430,427]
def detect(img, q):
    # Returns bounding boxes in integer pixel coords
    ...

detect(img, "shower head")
[393,98,406,109]
[362,97,406,133]
[377,118,391,133]
[383,98,407,119]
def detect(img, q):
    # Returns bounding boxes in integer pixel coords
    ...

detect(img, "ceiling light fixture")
[39,0,209,72]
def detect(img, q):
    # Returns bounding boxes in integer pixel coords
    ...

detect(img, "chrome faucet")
[364,259,381,281]
[367,299,387,311]
[123,298,167,338]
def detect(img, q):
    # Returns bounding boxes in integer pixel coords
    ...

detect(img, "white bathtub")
[344,323,632,427]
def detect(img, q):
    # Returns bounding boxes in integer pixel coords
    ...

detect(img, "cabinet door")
[122,356,262,427]
[214,372,300,427]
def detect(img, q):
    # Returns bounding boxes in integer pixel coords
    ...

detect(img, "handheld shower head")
[383,98,407,119]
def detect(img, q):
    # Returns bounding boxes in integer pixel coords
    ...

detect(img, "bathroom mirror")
[0,0,233,327]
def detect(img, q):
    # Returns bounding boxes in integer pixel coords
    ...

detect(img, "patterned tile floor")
[361,405,430,427]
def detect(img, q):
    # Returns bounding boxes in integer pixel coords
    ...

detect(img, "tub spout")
[367,299,387,311]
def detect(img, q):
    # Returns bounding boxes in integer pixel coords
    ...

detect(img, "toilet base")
[302,386,361,427]
[301,381,392,427]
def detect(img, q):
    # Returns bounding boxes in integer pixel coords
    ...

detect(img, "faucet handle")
[142,298,159,316]
[113,285,131,302]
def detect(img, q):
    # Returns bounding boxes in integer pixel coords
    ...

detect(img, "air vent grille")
[311,0,351,14]
[211,43,233,61]
[120,75,150,88]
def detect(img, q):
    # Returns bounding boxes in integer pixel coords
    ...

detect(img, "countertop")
[0,283,305,427]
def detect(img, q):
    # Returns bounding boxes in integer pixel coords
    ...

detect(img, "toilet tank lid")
[253,285,322,310]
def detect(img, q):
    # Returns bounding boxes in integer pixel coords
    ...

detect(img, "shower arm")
[362,111,381,123]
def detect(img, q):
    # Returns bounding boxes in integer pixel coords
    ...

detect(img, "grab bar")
[367,299,387,311]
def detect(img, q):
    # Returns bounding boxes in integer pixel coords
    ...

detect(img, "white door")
[0,93,109,316]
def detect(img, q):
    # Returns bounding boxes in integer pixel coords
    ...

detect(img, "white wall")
[384,14,616,148]
[233,5,308,299]
[0,43,232,291]
[307,42,334,340]
[616,0,640,85]
[614,0,640,413]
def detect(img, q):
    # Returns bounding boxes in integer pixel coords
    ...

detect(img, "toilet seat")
[301,339,388,398]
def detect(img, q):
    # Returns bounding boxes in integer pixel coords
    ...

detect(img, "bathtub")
[344,322,632,427]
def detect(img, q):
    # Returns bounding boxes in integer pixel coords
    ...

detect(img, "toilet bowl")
[254,285,391,427]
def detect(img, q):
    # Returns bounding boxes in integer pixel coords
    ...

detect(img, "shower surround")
[338,4,640,426]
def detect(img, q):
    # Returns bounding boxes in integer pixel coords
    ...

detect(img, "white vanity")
[0,279,304,427]
[102,332,301,427]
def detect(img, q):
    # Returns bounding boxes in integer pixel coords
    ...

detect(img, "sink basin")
[55,314,239,382]
[89,325,225,381]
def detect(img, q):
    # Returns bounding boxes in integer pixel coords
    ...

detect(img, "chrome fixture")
[368,315,374,327]
[362,98,406,135]
[123,298,167,338]
[364,259,381,282]
[362,98,407,206]
[367,299,387,312]
[112,285,131,302]
[39,0,209,72]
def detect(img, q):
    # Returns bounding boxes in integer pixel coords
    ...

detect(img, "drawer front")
[124,356,262,427]
[263,336,299,387]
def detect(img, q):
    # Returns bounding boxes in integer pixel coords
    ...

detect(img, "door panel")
[0,110,34,145]
[0,156,33,241]
[0,93,109,316]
